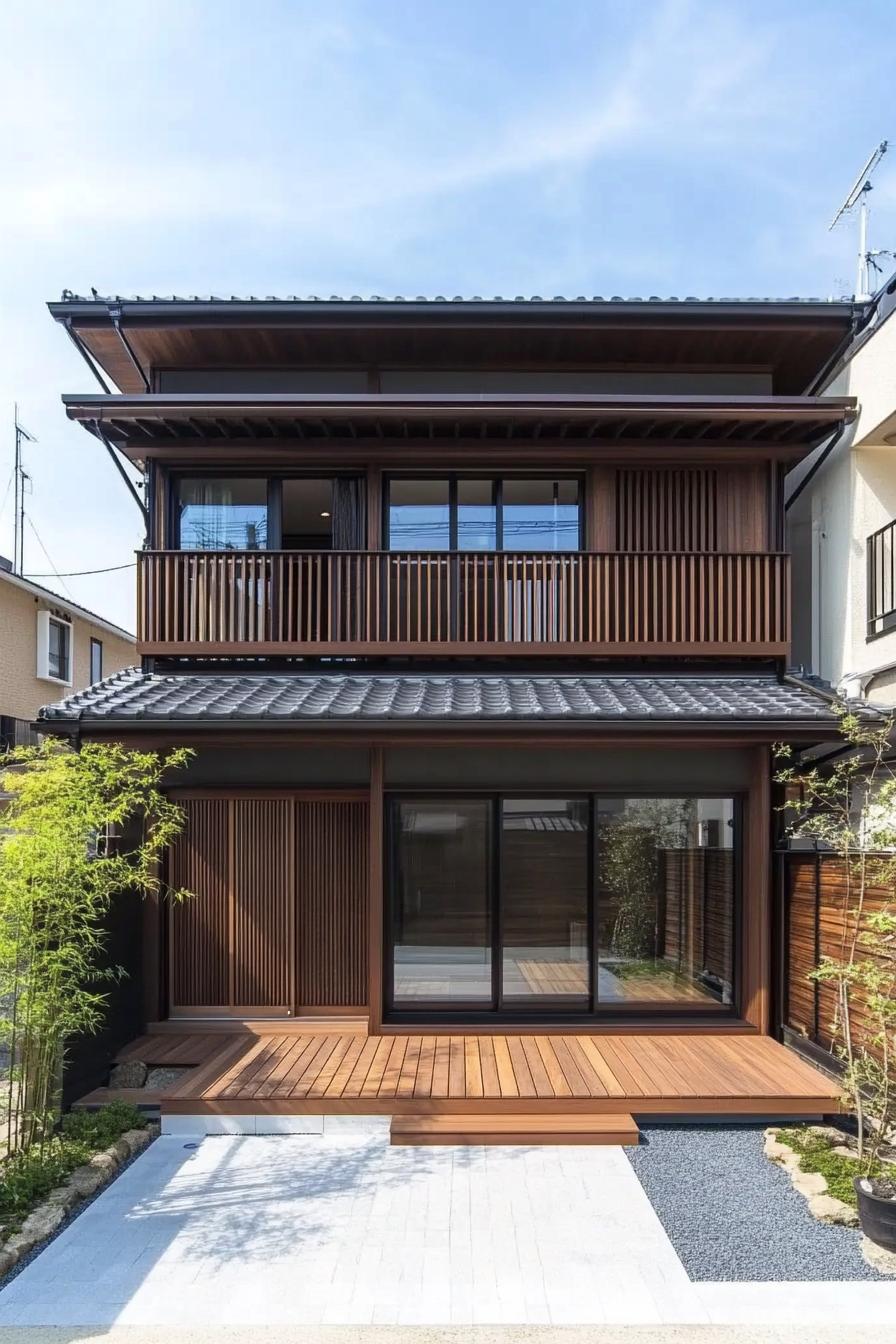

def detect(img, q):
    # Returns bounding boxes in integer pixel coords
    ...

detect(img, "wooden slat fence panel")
[783,853,895,1057]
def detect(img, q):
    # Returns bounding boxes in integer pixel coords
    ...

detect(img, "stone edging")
[764,1126,858,1227]
[764,1125,896,1276]
[0,1123,160,1279]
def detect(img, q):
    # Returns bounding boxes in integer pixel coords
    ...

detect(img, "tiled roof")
[58,291,852,306]
[38,668,839,727]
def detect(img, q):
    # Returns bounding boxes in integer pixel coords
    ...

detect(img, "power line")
[25,517,75,601]
[23,561,136,578]
[0,467,14,526]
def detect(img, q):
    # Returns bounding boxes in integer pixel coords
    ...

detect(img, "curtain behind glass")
[178,478,268,550]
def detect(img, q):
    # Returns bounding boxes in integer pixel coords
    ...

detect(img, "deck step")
[390,1112,640,1146]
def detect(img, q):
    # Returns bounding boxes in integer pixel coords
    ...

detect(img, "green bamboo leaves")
[0,741,193,1158]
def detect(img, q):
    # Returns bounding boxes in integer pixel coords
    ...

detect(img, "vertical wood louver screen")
[615,469,719,552]
[169,797,230,1007]
[295,800,368,1007]
[231,799,295,1008]
[168,793,368,1014]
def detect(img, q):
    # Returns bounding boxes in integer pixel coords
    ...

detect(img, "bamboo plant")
[0,740,193,1157]
[775,711,896,1168]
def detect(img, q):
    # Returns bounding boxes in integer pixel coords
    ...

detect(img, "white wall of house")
[787,289,896,704]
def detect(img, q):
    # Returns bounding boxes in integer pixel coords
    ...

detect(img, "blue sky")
[1,0,895,631]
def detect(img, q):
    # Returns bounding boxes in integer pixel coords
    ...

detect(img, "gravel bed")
[627,1124,884,1281]
[145,1066,191,1091]
[0,1135,157,1293]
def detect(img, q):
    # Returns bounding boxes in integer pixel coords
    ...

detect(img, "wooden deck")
[102,1028,843,1119]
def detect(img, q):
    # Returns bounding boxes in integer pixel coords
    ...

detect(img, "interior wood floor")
[116,1028,843,1118]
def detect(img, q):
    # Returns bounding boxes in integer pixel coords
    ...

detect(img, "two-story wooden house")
[42,293,863,1137]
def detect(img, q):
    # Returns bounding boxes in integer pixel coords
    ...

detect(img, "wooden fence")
[781,851,895,1058]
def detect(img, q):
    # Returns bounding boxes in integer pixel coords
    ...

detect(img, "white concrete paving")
[0,1132,894,1328]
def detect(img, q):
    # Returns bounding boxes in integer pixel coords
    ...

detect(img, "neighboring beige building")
[0,558,135,749]
[787,277,896,705]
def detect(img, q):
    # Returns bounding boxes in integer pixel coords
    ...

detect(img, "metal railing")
[867,520,896,639]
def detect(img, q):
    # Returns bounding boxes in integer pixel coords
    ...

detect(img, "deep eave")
[49,295,865,397]
[62,391,857,463]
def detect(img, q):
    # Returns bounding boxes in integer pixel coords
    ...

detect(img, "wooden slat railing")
[137,550,791,655]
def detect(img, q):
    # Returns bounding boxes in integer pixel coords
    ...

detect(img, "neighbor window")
[48,618,70,681]
[38,611,72,683]
[90,638,103,683]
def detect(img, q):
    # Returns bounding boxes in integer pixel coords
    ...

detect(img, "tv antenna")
[13,404,37,577]
[829,141,890,300]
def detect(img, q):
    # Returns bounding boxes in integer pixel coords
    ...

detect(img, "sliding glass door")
[500,799,590,1008]
[595,797,736,1008]
[390,800,492,1006]
[387,793,738,1018]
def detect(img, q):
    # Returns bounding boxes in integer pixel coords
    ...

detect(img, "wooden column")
[742,744,771,1032]
[586,466,615,550]
[367,745,385,1034]
[142,871,163,1024]
[366,468,383,549]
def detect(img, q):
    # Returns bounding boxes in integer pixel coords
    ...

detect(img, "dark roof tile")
[37,668,839,728]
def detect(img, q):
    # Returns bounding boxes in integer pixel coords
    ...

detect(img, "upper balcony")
[137,548,791,657]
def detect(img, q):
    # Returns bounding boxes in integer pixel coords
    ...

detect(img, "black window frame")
[383,474,585,551]
[47,616,71,683]
[89,637,103,684]
[167,470,366,551]
[385,788,742,1024]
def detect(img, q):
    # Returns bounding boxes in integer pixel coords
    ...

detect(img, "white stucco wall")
[786,297,896,703]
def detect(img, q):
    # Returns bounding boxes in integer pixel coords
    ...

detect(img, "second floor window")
[178,478,269,550]
[387,477,581,551]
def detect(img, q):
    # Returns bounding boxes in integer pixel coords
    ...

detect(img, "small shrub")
[0,1103,151,1239]
[60,1100,146,1147]
[0,1138,91,1233]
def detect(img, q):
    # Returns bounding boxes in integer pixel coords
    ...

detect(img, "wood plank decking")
[390,1113,641,1145]
[131,1029,843,1118]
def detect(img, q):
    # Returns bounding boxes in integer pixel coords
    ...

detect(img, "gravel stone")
[108,1060,147,1089]
[627,1124,885,1281]
[145,1065,191,1091]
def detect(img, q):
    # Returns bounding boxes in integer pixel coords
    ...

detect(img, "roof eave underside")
[50,298,863,398]
[63,393,857,458]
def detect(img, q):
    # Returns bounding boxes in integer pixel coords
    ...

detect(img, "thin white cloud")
[4,0,781,239]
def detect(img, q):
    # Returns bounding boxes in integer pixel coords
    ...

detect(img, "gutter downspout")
[108,304,151,393]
